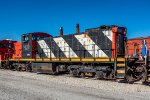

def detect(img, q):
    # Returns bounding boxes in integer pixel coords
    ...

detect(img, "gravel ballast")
[0,69,150,100]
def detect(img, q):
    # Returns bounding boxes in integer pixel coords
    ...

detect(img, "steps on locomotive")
[146,69,150,82]
[116,58,126,79]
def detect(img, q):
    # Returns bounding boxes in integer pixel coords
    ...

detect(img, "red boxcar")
[127,36,150,57]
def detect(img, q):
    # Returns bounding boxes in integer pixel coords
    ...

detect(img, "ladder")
[115,58,126,79]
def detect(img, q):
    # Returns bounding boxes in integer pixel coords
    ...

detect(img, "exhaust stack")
[76,24,80,33]
[59,27,63,36]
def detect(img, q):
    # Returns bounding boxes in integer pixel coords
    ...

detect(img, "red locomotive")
[0,40,16,68]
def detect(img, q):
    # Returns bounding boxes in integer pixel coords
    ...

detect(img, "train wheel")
[55,66,59,74]
[126,65,147,84]
[125,68,136,84]
[80,73,85,78]
[94,74,100,79]
[69,70,75,77]
[136,65,147,83]
[69,69,79,77]
[139,65,148,85]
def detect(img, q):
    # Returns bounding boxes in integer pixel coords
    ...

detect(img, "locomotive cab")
[22,32,51,59]
[0,40,16,68]
[0,40,15,60]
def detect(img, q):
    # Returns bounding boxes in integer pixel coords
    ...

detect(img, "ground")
[0,69,150,100]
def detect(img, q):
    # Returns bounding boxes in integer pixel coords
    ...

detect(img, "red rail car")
[0,40,17,68]
[126,37,150,84]
[127,37,150,57]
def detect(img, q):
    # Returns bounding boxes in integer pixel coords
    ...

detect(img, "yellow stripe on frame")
[117,63,125,67]
[82,58,94,62]
[117,70,125,74]
[71,58,81,61]
[117,58,125,62]
[95,58,110,62]
[9,57,117,63]
[60,58,70,61]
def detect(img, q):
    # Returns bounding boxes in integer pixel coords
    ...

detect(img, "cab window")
[32,34,37,41]
[0,44,7,48]
[23,35,29,42]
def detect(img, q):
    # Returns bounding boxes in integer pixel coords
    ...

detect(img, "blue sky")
[0,0,150,41]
